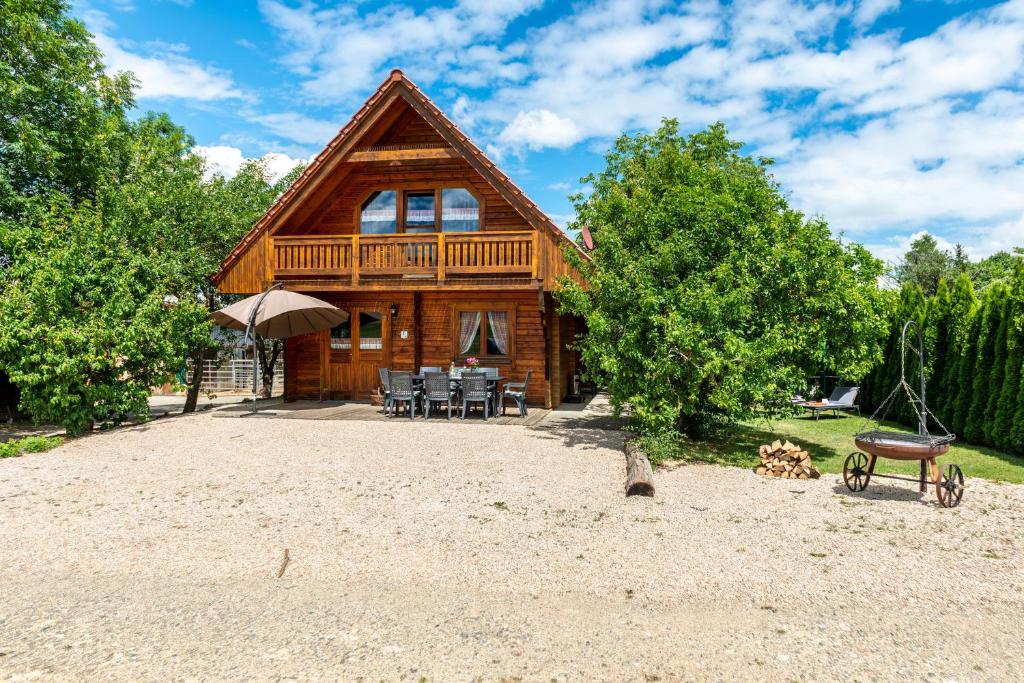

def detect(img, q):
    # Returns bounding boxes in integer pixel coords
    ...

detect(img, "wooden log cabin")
[212,70,587,409]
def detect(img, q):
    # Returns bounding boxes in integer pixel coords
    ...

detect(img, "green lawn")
[670,412,1024,483]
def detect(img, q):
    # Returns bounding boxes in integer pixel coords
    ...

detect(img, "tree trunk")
[182,347,205,413]
[624,439,655,497]
[257,337,282,399]
[183,290,217,414]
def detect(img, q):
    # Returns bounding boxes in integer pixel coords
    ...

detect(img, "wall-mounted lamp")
[390,303,399,320]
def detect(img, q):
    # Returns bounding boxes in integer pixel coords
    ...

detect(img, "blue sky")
[75,0,1024,264]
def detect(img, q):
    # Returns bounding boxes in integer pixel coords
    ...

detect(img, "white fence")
[187,359,285,393]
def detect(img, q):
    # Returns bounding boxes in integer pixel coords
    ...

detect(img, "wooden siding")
[217,232,270,294]
[284,291,556,407]
[371,104,448,147]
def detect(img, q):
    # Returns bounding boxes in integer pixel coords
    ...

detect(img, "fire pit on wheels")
[843,320,964,508]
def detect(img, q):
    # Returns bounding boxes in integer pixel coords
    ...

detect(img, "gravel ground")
[1,399,1023,681]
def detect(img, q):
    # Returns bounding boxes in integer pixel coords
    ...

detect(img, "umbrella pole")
[245,283,283,414]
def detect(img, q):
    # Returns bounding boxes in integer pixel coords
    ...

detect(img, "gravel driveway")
[1,400,1022,681]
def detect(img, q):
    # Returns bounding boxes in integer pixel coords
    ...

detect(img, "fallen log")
[624,440,655,497]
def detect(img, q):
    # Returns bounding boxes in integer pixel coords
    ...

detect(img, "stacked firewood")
[756,440,821,479]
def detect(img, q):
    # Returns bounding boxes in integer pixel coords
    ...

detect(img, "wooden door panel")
[327,305,391,400]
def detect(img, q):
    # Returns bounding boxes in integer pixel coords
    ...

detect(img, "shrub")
[0,435,63,458]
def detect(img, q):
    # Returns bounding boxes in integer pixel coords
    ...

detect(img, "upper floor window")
[405,191,435,233]
[358,188,480,234]
[441,188,479,232]
[360,191,397,234]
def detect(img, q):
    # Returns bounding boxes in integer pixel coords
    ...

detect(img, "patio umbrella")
[211,284,348,412]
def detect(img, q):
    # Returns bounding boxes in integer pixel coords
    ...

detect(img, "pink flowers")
[465,356,480,368]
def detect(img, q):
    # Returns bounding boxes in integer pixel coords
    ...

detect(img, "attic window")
[405,192,435,233]
[360,191,397,234]
[441,188,479,232]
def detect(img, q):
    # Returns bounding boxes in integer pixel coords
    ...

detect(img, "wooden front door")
[328,307,391,400]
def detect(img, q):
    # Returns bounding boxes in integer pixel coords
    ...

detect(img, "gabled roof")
[212,70,586,284]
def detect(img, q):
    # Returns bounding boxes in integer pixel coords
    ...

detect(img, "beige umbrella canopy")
[211,285,347,412]
[213,287,348,339]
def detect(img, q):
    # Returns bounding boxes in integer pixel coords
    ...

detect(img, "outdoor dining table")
[411,374,507,413]
[410,374,507,386]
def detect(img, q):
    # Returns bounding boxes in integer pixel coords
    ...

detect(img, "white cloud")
[193,146,306,183]
[249,112,340,146]
[499,110,581,150]
[863,230,961,268]
[257,0,1024,258]
[257,0,542,104]
[261,152,307,182]
[853,0,899,28]
[83,9,242,101]
[193,145,245,179]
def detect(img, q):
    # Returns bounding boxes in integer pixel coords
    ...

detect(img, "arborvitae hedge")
[860,263,1024,454]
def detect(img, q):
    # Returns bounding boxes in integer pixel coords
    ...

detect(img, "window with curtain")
[457,310,510,358]
[330,319,351,350]
[405,191,435,233]
[359,312,383,350]
[360,191,397,234]
[441,188,479,232]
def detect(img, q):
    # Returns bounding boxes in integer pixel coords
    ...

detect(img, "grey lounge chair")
[423,372,458,420]
[460,372,490,420]
[500,369,531,417]
[389,371,421,419]
[799,386,860,419]
[378,367,392,415]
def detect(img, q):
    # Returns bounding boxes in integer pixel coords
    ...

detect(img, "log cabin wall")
[283,290,552,407]
[217,232,270,294]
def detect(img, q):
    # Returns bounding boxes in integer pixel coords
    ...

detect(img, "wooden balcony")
[271,231,537,286]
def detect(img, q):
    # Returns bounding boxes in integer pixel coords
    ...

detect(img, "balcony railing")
[271,231,536,282]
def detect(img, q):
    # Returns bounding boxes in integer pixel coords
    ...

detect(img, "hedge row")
[860,262,1024,454]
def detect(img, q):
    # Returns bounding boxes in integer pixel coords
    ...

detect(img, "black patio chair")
[460,372,490,420]
[423,372,458,420]
[500,369,532,417]
[389,371,421,419]
[378,367,392,416]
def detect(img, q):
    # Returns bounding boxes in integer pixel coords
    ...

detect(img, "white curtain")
[487,312,509,355]
[459,312,481,355]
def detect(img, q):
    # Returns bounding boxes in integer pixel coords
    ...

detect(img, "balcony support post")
[437,233,446,282]
[352,234,360,285]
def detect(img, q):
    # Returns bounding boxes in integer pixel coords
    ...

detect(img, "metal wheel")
[843,452,870,492]
[936,463,964,508]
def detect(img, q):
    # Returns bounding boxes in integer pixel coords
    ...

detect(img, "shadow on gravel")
[830,481,937,506]
[530,394,629,451]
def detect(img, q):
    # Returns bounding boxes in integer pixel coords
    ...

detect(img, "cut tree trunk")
[624,440,655,497]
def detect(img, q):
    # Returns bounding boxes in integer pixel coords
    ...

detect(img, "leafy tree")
[556,120,889,437]
[0,198,210,435]
[0,1,134,205]
[894,234,952,297]
[936,274,978,427]
[983,293,1011,444]
[924,278,952,418]
[177,160,303,411]
[993,327,1021,453]
[1001,261,1024,453]
[962,286,1004,443]
[969,249,1023,290]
